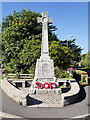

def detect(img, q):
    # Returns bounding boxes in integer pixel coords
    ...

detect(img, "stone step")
[28,94,62,105]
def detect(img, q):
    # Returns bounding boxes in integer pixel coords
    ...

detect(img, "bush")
[73,72,81,82]
[70,61,78,67]
[80,53,88,68]
[55,66,69,78]
[73,70,88,84]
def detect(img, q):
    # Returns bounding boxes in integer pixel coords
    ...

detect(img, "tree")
[80,53,88,68]
[61,39,82,61]
[49,41,71,69]
[1,9,58,73]
[1,9,82,75]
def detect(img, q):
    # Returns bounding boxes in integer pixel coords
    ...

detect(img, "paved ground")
[0,111,22,119]
[0,85,89,119]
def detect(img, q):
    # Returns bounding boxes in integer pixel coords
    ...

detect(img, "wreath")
[49,82,56,89]
[35,81,43,89]
[43,82,49,89]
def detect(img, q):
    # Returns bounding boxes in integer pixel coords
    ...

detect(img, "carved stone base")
[35,54,55,80]
[36,88,61,95]
[29,88,61,95]
[29,54,59,95]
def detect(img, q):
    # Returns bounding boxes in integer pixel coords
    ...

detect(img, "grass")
[60,85,65,88]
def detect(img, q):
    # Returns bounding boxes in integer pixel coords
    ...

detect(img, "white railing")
[7,74,34,81]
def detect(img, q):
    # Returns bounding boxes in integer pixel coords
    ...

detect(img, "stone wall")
[1,79,27,106]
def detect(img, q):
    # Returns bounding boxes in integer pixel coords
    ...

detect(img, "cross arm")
[48,17,52,24]
[37,17,42,23]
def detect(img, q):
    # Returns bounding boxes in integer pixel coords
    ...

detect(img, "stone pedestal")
[34,55,56,82]
[29,54,58,94]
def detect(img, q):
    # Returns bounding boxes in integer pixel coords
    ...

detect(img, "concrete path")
[0,85,89,119]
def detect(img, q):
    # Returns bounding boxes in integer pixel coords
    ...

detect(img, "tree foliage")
[1,9,82,75]
[1,9,58,73]
[61,39,82,61]
[80,53,88,68]
[49,41,70,69]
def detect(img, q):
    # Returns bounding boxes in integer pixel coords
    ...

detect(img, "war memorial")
[0,4,89,118]
[27,12,79,106]
[1,11,81,107]
[29,12,61,95]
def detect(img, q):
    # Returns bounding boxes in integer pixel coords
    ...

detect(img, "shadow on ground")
[62,87,71,93]
[26,94,42,106]
[77,85,86,102]
[71,85,86,105]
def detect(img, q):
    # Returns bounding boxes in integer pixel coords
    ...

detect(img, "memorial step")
[28,94,62,105]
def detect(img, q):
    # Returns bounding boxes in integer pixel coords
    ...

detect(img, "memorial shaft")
[42,21,48,55]
[37,12,52,55]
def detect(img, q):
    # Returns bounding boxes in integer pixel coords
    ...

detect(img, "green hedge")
[73,70,88,84]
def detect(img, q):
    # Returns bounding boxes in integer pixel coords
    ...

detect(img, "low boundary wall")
[1,79,27,106]
[1,79,80,107]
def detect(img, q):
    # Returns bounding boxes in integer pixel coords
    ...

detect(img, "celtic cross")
[37,12,52,55]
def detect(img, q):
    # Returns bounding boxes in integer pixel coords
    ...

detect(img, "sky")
[1,2,88,54]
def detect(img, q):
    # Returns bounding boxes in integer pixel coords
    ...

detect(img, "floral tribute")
[2,69,8,74]
[67,68,76,72]
[35,81,56,89]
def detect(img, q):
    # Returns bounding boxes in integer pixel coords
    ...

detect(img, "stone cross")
[37,12,52,55]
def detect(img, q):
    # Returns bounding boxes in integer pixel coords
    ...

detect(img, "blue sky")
[2,2,88,54]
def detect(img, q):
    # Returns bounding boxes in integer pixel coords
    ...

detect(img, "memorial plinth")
[29,12,61,95]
